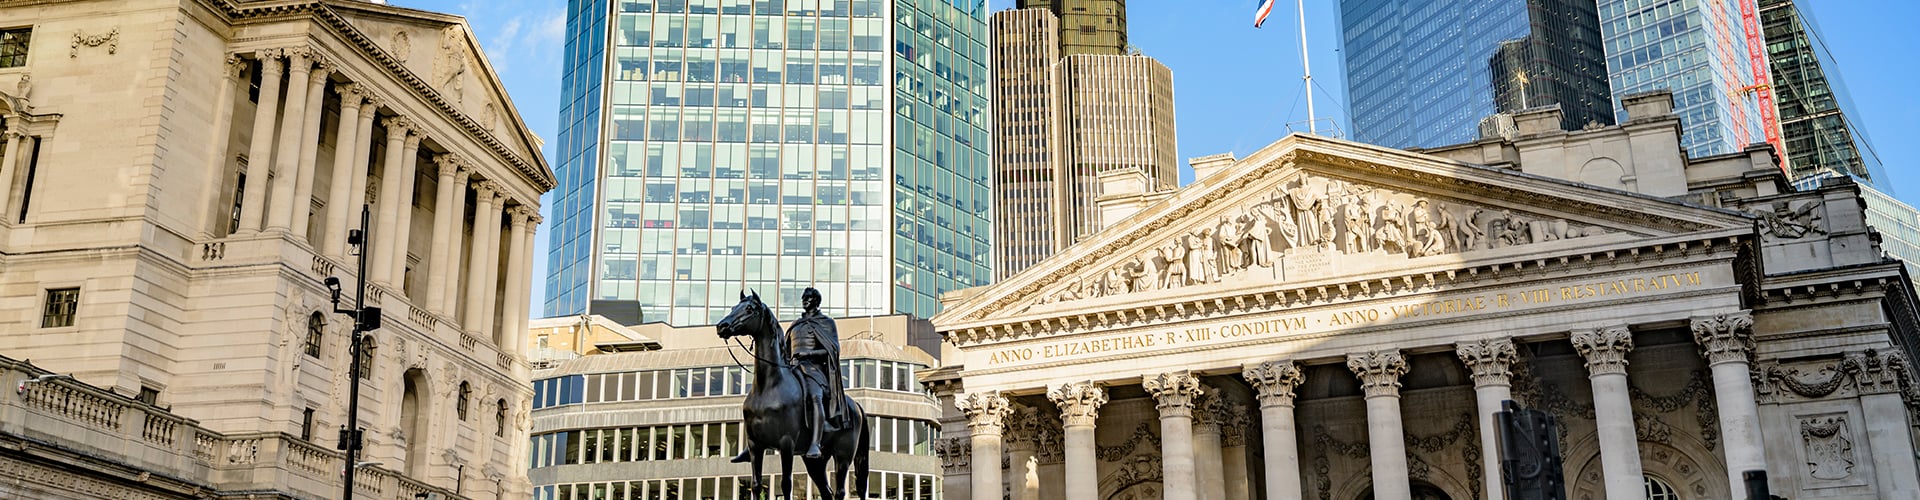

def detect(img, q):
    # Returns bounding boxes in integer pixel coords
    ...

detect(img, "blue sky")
[388,0,1920,313]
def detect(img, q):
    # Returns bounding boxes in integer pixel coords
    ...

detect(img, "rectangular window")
[42,287,78,328]
[300,408,315,441]
[0,28,29,68]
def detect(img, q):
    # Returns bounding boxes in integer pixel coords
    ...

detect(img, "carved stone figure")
[1342,194,1373,253]
[1127,255,1157,292]
[1286,183,1319,248]
[1189,230,1218,285]
[435,28,468,105]
[1456,207,1487,251]
[1757,201,1826,239]
[1246,208,1275,267]
[1104,267,1126,297]
[1161,241,1187,288]
[1410,200,1446,257]
[1266,195,1299,251]
[1216,216,1243,275]
[1493,210,1531,248]
[1374,202,1407,254]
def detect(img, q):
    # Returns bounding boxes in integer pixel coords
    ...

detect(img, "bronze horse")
[716,291,870,499]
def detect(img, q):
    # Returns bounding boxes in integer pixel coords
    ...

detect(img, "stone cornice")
[209,0,554,191]
[945,232,1747,348]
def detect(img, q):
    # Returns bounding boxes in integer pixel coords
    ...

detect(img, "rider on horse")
[732,287,848,461]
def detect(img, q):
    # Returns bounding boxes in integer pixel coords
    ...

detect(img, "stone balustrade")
[0,355,467,500]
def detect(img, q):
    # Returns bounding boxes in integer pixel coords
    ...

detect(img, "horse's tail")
[854,414,872,498]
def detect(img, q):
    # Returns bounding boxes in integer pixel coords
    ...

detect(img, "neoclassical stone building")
[0,0,548,498]
[928,93,1920,500]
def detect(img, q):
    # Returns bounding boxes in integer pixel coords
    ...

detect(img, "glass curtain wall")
[1596,0,1766,158]
[891,0,991,319]
[549,0,613,317]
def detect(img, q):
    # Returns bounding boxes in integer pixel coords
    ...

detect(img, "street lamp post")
[326,205,382,500]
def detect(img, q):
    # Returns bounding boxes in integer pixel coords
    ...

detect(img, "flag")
[1254,0,1276,28]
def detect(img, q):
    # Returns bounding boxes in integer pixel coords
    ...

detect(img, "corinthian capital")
[1142,370,1204,418]
[253,48,286,72]
[1004,403,1040,451]
[471,179,499,199]
[1456,338,1518,387]
[1572,325,1634,376]
[509,205,539,224]
[1243,359,1305,408]
[335,83,367,107]
[1691,311,1754,366]
[1347,350,1408,398]
[224,53,248,79]
[955,391,1014,435]
[1047,381,1107,428]
[383,116,416,135]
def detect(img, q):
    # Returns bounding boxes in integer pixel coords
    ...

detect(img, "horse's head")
[716,290,773,342]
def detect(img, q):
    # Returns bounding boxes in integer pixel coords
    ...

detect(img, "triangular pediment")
[323,1,554,188]
[935,134,1753,326]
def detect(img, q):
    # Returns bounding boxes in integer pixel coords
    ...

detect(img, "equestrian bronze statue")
[718,288,870,499]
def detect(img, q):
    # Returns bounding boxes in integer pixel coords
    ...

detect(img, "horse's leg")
[778,449,795,499]
[803,456,835,500]
[749,445,765,500]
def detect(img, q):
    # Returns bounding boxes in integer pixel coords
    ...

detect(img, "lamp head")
[323,276,342,302]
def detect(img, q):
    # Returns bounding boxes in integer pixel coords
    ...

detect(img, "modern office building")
[1594,0,1771,159]
[1758,0,1887,184]
[0,0,551,497]
[546,0,993,326]
[989,2,1175,280]
[527,314,944,500]
[1016,0,1127,56]
[1338,0,1615,149]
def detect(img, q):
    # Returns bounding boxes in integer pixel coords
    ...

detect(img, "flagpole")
[1296,0,1316,134]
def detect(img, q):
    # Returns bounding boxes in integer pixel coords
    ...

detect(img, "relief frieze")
[1017,174,1613,315]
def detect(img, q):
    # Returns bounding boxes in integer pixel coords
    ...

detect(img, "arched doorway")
[400,368,429,476]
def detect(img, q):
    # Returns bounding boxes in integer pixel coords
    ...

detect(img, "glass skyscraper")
[547,0,991,326]
[1338,0,1615,149]
[1595,0,1768,158]
[1759,0,1887,185]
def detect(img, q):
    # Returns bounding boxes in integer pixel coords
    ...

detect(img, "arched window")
[457,382,472,420]
[1645,476,1680,500]
[304,312,325,358]
[355,337,376,380]
[495,399,508,437]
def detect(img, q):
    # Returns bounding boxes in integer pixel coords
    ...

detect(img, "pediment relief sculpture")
[1018,174,1611,314]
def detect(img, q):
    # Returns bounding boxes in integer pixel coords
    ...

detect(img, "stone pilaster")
[1144,371,1203,500]
[1572,325,1643,500]
[1047,381,1106,500]
[1457,337,1517,500]
[1004,403,1040,500]
[1192,389,1227,500]
[1243,360,1304,500]
[1692,312,1766,499]
[1347,350,1411,500]
[956,391,1014,500]
[499,206,535,351]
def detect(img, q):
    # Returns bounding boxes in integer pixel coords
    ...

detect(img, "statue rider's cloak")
[788,309,849,429]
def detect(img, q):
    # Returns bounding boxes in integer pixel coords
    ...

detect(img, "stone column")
[425,156,466,313]
[238,49,285,233]
[513,216,540,351]
[1850,350,1920,496]
[461,181,500,332]
[1572,326,1643,500]
[1192,390,1227,500]
[371,117,414,285]
[386,132,424,291]
[1047,381,1106,500]
[1144,371,1203,500]
[499,206,533,350]
[1243,360,1304,500]
[198,55,247,234]
[1004,404,1041,500]
[439,170,472,313]
[1691,312,1767,499]
[343,97,379,242]
[266,49,314,232]
[475,193,509,336]
[1348,350,1411,500]
[1217,402,1251,500]
[321,84,367,257]
[1036,413,1066,500]
[0,119,25,219]
[289,60,332,239]
[956,391,1014,500]
[1457,337,1517,500]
